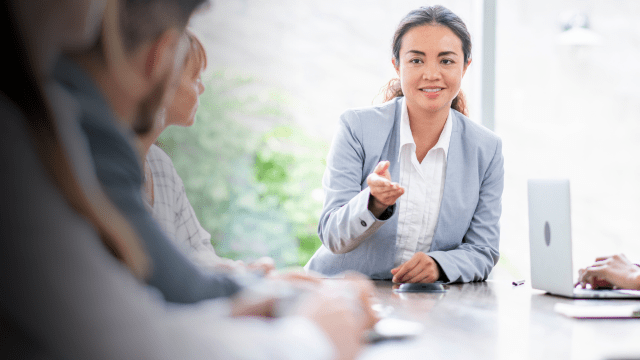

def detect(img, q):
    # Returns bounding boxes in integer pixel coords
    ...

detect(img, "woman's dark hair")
[382,5,472,116]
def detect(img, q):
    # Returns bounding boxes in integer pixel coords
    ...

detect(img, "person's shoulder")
[345,97,401,118]
[147,144,173,164]
[453,109,501,146]
[339,97,402,130]
[147,144,180,179]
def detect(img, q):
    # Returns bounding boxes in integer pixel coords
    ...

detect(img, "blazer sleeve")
[317,110,394,254]
[428,137,504,283]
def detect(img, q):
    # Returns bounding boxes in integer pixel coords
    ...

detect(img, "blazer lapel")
[387,98,403,184]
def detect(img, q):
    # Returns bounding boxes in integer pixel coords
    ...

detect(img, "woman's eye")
[409,58,422,64]
[441,59,454,65]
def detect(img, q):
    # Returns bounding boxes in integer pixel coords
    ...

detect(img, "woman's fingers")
[400,264,427,283]
[373,187,404,200]
[369,183,404,207]
[367,163,405,208]
[392,255,421,283]
[404,269,432,284]
[367,173,401,189]
[374,161,390,176]
[402,255,438,283]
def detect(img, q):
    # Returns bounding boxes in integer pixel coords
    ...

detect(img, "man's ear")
[144,28,182,83]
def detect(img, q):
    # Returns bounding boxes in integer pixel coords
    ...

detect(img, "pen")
[512,279,525,286]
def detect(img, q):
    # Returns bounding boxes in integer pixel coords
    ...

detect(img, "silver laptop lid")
[527,179,575,297]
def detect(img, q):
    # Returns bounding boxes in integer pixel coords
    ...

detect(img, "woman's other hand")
[576,253,640,290]
[391,252,440,283]
[366,161,404,218]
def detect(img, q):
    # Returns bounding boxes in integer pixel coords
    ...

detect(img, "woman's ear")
[462,58,472,77]
[392,57,400,76]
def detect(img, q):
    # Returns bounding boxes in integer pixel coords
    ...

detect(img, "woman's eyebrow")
[404,50,459,57]
[438,51,458,57]
[405,50,426,56]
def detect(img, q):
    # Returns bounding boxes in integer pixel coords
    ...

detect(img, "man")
[1,0,372,358]
[57,0,241,303]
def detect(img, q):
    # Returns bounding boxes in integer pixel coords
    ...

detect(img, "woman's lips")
[421,88,442,99]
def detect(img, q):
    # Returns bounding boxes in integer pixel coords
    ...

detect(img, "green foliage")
[253,125,327,264]
[158,71,327,267]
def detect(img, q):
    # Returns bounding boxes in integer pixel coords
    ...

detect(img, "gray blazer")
[305,97,504,282]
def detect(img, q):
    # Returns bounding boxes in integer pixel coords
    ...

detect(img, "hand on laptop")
[576,254,640,290]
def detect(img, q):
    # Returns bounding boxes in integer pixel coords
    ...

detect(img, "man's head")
[9,0,107,80]
[86,0,207,134]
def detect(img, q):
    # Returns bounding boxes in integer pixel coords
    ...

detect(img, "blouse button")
[361,220,367,227]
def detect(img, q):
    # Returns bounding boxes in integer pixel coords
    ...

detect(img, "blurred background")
[158,0,640,279]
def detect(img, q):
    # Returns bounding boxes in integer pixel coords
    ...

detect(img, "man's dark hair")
[120,0,208,52]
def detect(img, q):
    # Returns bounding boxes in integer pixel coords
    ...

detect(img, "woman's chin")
[176,115,196,128]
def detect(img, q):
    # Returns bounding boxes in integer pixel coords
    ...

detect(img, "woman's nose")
[422,62,441,80]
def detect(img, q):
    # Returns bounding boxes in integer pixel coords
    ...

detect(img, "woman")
[306,5,504,284]
[138,31,275,273]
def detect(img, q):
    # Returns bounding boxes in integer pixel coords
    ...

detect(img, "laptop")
[527,179,640,299]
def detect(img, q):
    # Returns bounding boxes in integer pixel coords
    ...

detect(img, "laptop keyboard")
[573,288,640,298]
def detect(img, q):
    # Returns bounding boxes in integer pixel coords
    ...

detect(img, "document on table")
[554,303,640,319]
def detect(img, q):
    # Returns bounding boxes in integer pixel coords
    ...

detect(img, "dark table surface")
[358,280,640,360]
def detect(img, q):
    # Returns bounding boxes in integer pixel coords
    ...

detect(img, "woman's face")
[165,63,205,127]
[393,25,469,117]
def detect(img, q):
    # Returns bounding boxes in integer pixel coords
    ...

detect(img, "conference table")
[358,280,640,360]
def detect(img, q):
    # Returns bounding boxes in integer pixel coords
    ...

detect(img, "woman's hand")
[576,253,640,290]
[391,252,440,283]
[366,161,404,218]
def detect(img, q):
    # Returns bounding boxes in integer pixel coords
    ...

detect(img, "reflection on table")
[360,280,640,360]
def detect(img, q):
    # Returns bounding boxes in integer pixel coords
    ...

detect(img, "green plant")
[253,125,327,265]
[158,71,328,267]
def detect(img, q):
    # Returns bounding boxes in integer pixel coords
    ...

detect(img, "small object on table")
[394,283,446,293]
[554,303,640,319]
[365,318,424,343]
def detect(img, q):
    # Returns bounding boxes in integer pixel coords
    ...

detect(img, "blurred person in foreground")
[54,0,242,303]
[0,0,375,359]
[576,254,640,290]
[138,30,274,273]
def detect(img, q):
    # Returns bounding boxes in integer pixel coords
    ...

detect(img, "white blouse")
[394,99,453,267]
[145,144,235,269]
